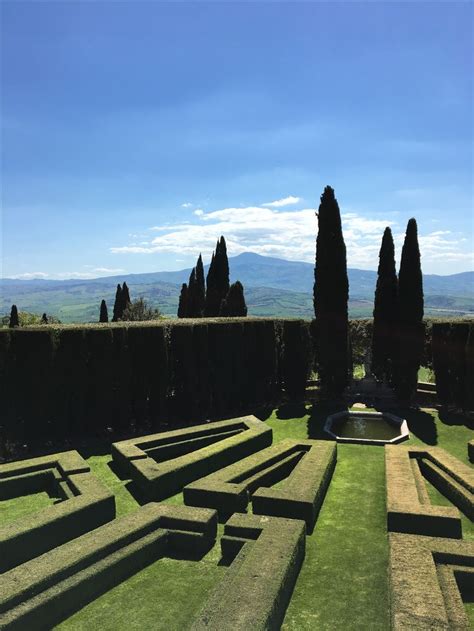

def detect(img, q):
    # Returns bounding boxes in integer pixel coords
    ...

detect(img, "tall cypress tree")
[313,186,349,396]
[371,227,398,383]
[215,236,230,308]
[195,254,206,317]
[122,282,131,312]
[177,283,188,318]
[187,267,197,317]
[112,284,122,322]
[9,305,19,328]
[205,247,220,316]
[99,299,109,323]
[220,281,247,316]
[395,218,424,400]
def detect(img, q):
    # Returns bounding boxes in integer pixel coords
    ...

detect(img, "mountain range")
[1,252,473,322]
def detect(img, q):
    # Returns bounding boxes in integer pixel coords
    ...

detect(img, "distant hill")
[1,252,472,322]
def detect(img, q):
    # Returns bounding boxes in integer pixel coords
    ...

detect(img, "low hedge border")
[418,458,473,521]
[191,513,306,631]
[385,445,473,539]
[389,532,474,630]
[111,416,272,500]
[0,503,217,630]
[0,450,115,572]
[184,438,336,531]
[252,440,336,533]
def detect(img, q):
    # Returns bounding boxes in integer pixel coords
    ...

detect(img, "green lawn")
[0,490,56,526]
[2,405,472,629]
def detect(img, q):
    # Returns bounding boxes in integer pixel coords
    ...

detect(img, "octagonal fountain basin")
[324,411,409,445]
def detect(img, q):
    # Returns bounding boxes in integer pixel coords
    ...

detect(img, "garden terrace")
[184,438,336,531]
[0,406,472,629]
[0,504,217,630]
[0,450,115,572]
[191,514,306,631]
[0,316,473,629]
[389,533,474,630]
[385,445,473,539]
[111,416,272,500]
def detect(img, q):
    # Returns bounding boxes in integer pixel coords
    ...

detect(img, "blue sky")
[1,1,472,279]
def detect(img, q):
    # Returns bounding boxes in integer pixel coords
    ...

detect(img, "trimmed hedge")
[252,440,336,533]
[0,503,217,630]
[0,318,312,444]
[0,450,115,572]
[432,321,474,410]
[0,317,472,444]
[184,438,336,532]
[112,416,272,500]
[191,513,306,631]
[385,445,473,539]
[389,533,474,630]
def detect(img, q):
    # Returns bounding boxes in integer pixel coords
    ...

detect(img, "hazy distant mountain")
[1,252,472,322]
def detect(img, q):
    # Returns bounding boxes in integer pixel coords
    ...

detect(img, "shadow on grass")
[307,401,348,440]
[167,540,217,562]
[381,407,438,446]
[253,404,276,422]
[107,458,130,481]
[438,407,474,431]
[276,401,309,420]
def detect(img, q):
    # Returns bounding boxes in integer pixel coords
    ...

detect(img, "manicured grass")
[57,532,225,631]
[283,442,389,630]
[418,366,435,383]
[2,404,472,629]
[0,490,56,525]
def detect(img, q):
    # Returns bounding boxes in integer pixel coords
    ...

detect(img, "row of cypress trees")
[371,219,424,399]
[312,185,424,401]
[178,236,247,318]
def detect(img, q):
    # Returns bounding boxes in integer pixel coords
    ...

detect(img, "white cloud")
[194,209,204,216]
[110,201,473,273]
[8,272,49,280]
[262,196,301,208]
[93,267,125,274]
[181,202,192,208]
[111,204,398,267]
[7,268,126,280]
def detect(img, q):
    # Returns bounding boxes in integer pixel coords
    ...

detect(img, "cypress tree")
[9,305,19,328]
[99,299,109,323]
[205,247,220,316]
[112,284,122,322]
[41,313,48,324]
[371,227,398,383]
[122,282,131,312]
[177,283,189,318]
[313,185,349,396]
[220,281,248,316]
[395,218,424,401]
[187,268,198,317]
[215,236,230,308]
[195,254,206,317]
[205,236,230,316]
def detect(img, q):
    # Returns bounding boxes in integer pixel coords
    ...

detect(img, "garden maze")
[1,414,473,629]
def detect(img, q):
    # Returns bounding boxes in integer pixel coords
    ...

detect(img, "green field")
[3,404,471,629]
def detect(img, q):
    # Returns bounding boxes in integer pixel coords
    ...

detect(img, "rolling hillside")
[1,252,472,322]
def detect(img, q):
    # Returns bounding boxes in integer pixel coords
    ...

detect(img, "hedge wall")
[1,317,471,444]
[432,321,473,410]
[0,318,312,444]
